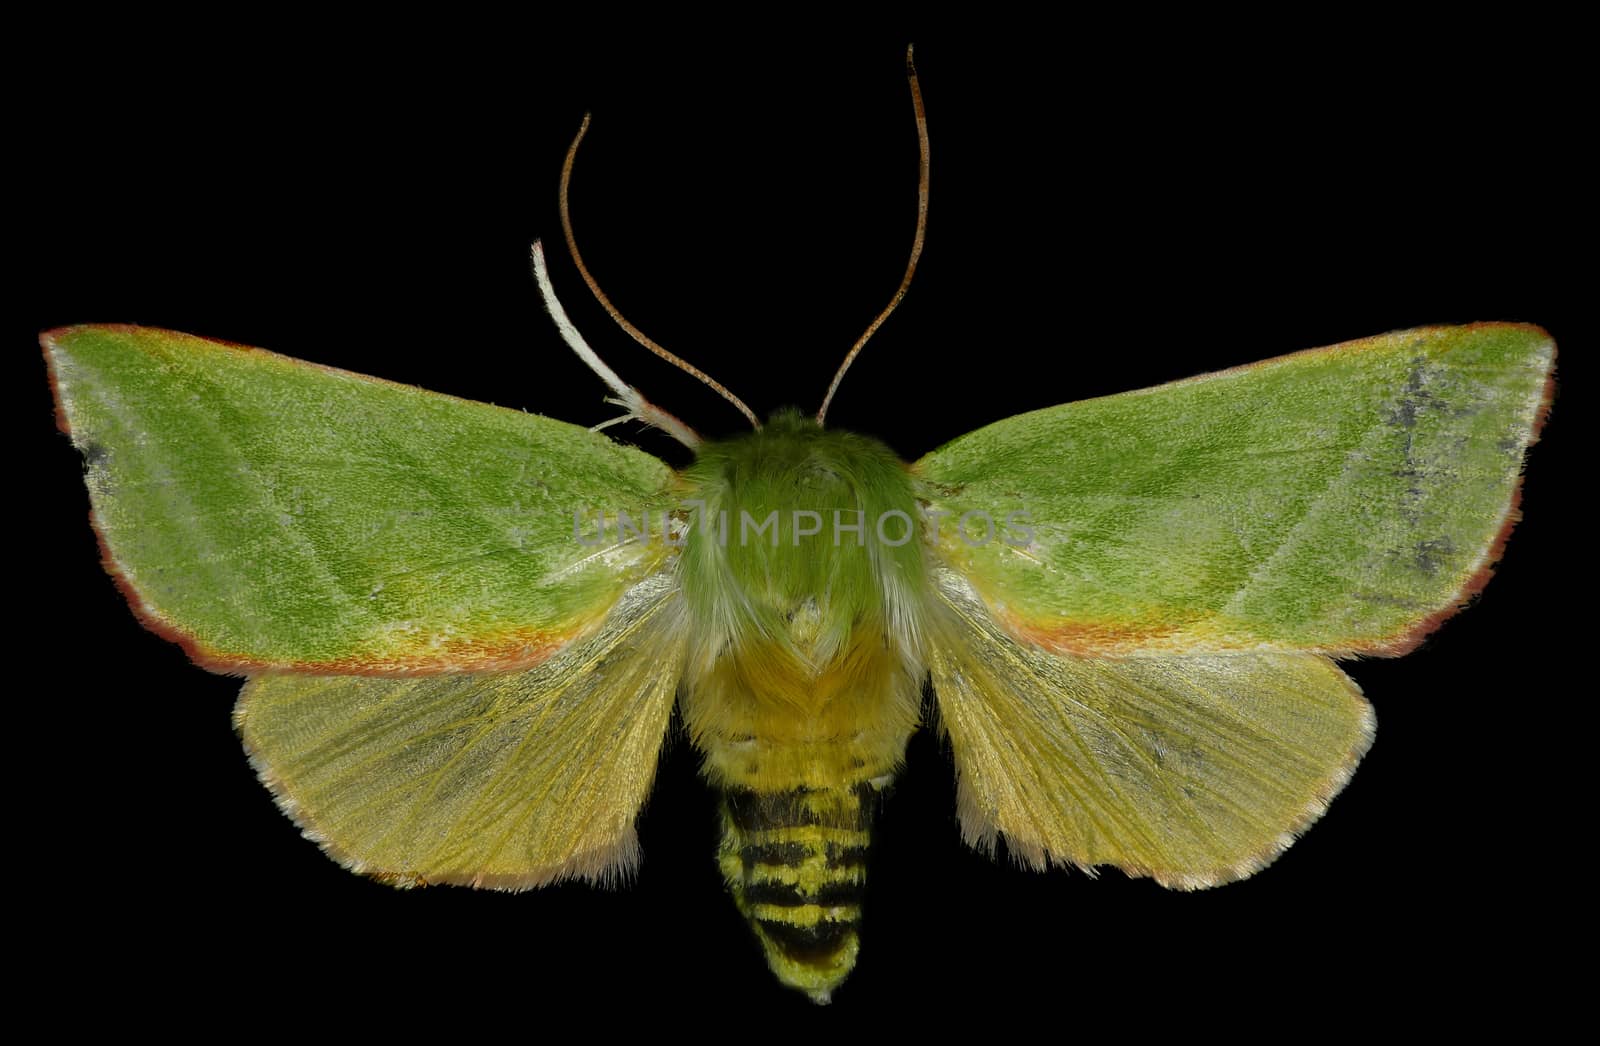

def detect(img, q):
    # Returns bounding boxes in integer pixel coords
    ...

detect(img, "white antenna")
[532,240,702,450]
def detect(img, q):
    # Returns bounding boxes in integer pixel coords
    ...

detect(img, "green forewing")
[45,325,675,670]
[916,324,1553,655]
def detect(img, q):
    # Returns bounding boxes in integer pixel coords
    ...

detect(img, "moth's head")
[688,407,895,476]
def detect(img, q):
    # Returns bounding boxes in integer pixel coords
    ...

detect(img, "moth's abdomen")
[716,777,884,1004]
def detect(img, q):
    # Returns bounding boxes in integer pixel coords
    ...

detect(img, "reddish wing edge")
[42,324,588,678]
[931,322,1557,660]
[1367,337,1556,657]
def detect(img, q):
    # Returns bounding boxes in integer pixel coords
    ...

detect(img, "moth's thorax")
[678,410,929,665]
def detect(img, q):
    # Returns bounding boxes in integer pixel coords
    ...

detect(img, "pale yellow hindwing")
[929,570,1375,889]
[234,572,686,889]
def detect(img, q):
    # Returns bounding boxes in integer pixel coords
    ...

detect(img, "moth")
[42,52,1554,1004]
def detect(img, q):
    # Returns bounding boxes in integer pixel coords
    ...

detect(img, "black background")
[22,28,1581,1024]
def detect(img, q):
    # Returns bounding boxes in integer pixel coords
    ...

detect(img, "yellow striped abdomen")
[716,776,885,1003]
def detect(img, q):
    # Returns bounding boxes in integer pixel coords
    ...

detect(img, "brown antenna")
[561,114,762,431]
[816,44,930,425]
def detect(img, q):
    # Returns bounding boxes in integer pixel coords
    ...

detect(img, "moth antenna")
[532,240,702,450]
[561,113,762,431]
[816,44,930,425]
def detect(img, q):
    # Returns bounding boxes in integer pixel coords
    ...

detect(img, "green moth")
[42,317,1554,997]
[40,53,1556,1005]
